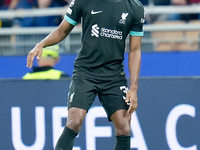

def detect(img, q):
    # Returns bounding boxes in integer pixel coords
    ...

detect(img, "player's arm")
[126,36,142,114]
[27,20,74,68]
[125,1,144,114]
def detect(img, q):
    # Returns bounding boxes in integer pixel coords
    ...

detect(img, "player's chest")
[83,1,132,26]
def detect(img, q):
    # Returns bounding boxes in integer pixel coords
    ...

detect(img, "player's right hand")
[26,44,43,68]
[126,87,138,114]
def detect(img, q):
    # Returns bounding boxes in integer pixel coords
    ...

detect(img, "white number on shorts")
[120,86,128,100]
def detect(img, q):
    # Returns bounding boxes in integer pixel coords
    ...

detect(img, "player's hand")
[26,44,43,68]
[125,87,138,114]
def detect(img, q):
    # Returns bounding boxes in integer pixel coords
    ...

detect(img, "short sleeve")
[65,0,84,26]
[130,2,145,36]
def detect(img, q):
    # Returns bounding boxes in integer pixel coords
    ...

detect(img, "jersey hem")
[72,72,126,81]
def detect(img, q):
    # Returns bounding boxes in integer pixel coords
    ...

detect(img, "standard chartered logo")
[101,28,123,40]
[91,24,100,37]
[91,24,123,40]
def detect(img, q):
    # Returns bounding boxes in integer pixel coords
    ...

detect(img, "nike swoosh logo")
[91,10,103,15]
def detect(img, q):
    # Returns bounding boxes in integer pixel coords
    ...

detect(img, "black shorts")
[67,76,129,121]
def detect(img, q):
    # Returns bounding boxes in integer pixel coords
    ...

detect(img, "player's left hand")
[125,87,138,114]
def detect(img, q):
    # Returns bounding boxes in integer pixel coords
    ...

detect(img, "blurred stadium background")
[0,1,200,150]
[1,4,200,55]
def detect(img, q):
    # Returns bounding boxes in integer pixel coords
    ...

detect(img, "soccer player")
[26,0,145,149]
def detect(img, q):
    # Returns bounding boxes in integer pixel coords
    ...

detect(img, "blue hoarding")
[0,51,200,78]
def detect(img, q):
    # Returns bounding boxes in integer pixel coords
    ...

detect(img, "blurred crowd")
[0,0,69,28]
[0,0,200,27]
[141,0,200,23]
[0,0,200,28]
[167,0,200,21]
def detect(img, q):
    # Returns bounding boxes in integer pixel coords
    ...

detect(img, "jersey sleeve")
[65,0,84,26]
[130,1,145,36]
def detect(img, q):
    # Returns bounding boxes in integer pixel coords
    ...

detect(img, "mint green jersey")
[65,0,145,80]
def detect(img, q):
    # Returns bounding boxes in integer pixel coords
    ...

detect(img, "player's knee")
[115,122,131,136]
[116,127,131,136]
[66,118,84,132]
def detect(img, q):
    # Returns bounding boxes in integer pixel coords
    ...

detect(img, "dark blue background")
[0,78,199,150]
